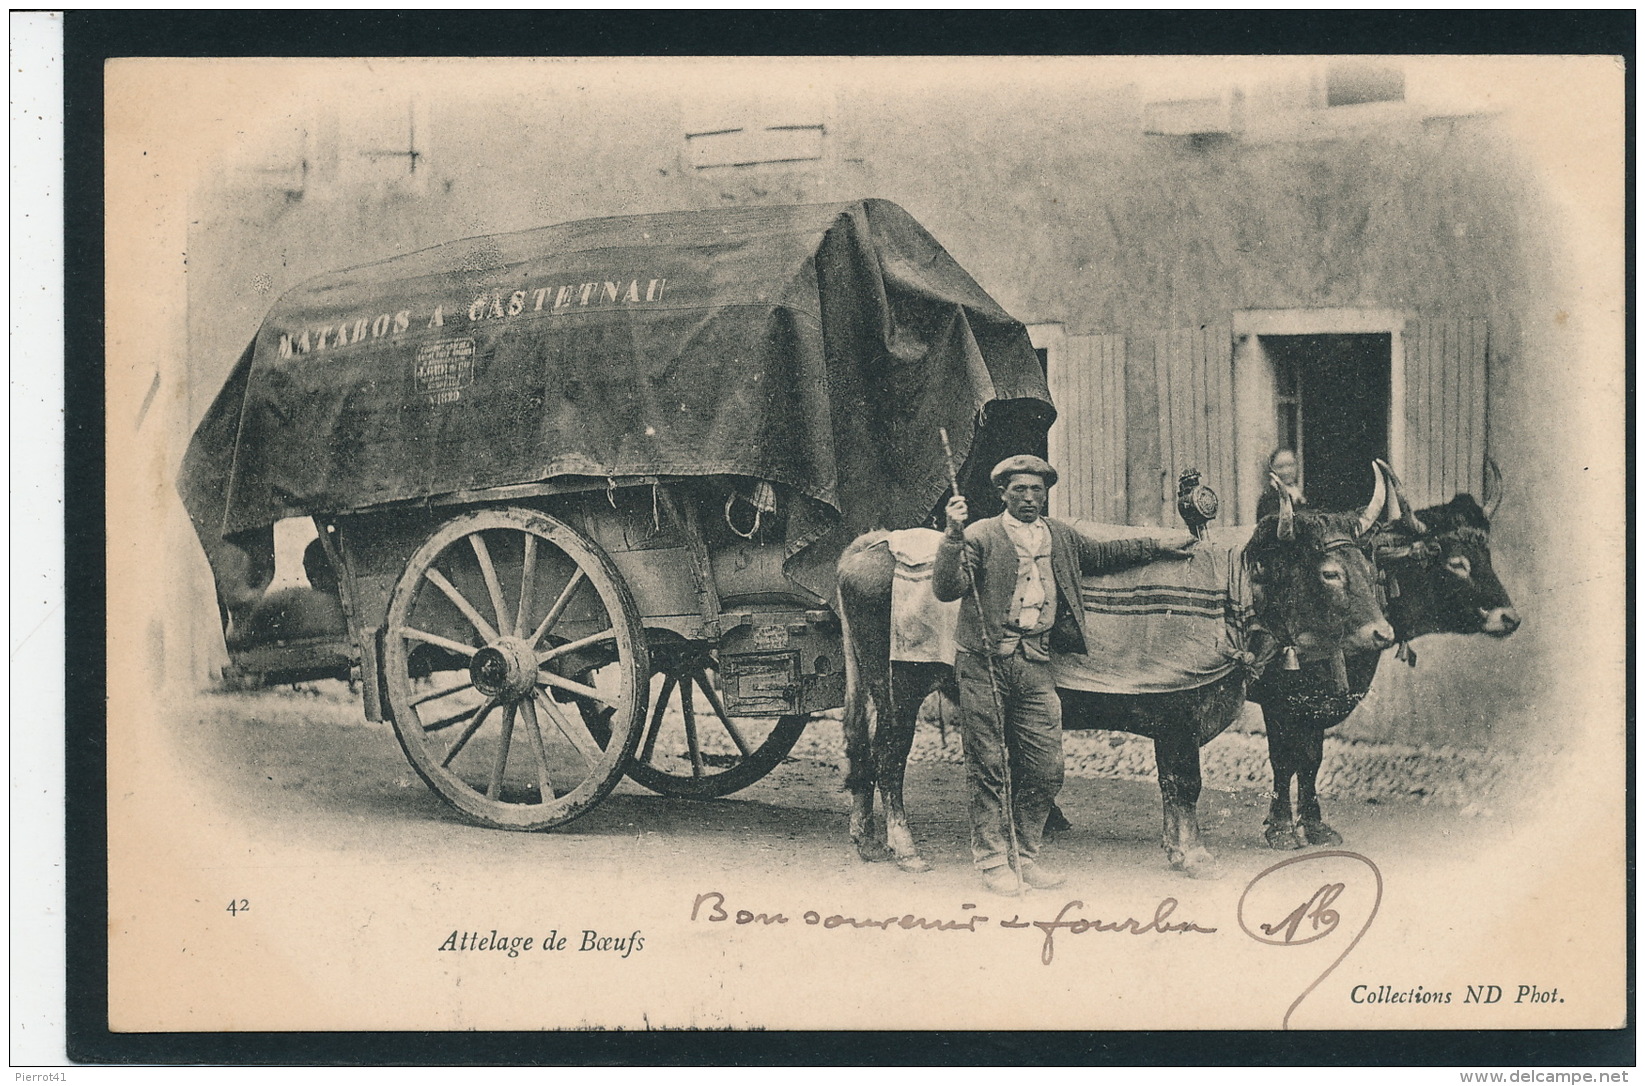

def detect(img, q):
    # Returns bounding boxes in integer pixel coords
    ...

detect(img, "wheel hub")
[469,637,539,702]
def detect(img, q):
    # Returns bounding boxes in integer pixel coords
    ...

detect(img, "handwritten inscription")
[1238,851,1383,1029]
[692,891,988,932]
[1003,898,1218,965]
[690,891,1214,963]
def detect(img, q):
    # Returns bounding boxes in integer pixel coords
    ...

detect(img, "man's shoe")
[981,867,1022,895]
[1019,861,1066,890]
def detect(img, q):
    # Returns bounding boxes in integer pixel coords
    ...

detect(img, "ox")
[1254,461,1520,849]
[837,478,1394,879]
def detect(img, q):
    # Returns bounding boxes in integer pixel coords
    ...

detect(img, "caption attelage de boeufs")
[436,928,644,959]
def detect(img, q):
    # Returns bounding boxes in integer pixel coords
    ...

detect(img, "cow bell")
[1280,645,1301,670]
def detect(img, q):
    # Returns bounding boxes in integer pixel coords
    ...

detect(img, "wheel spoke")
[639,673,677,766]
[425,568,500,643]
[411,680,474,707]
[422,700,485,733]
[442,697,498,767]
[515,533,538,638]
[535,692,602,767]
[537,628,616,665]
[519,697,557,801]
[470,533,513,638]
[681,677,704,779]
[537,671,610,705]
[529,569,586,648]
[398,627,478,659]
[487,704,518,799]
[695,671,753,758]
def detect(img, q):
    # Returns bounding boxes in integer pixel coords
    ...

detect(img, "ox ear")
[1358,461,1388,535]
[1446,493,1491,531]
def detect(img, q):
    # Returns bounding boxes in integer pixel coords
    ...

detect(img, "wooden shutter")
[1154,324,1234,527]
[1403,318,1488,507]
[1047,333,1127,522]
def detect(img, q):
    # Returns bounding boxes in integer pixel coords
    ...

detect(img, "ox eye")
[1446,555,1472,578]
[1319,564,1345,584]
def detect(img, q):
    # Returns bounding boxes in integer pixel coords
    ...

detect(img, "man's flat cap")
[990,455,1058,489]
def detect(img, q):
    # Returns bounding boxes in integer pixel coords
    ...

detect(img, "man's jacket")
[932,515,1163,657]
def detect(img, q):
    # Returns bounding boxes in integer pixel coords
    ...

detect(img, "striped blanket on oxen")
[1052,526,1255,695]
[885,523,1254,694]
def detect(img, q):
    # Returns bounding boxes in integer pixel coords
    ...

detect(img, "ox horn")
[1482,456,1504,521]
[1358,460,1388,535]
[1375,458,1426,534]
[1270,472,1295,540]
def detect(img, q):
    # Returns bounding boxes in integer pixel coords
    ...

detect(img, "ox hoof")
[895,855,933,874]
[1171,850,1224,881]
[854,839,894,863]
[1300,820,1343,847]
[1264,821,1304,851]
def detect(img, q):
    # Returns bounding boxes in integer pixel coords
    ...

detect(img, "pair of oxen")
[836,462,1520,880]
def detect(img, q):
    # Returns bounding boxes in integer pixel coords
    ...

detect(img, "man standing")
[933,455,1195,894]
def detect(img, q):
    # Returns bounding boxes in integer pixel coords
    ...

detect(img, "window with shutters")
[1401,318,1490,508]
[1225,310,1490,523]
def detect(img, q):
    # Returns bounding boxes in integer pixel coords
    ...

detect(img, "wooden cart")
[182,200,1051,830]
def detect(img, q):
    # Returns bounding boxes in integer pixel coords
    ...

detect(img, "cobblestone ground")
[792,701,1537,816]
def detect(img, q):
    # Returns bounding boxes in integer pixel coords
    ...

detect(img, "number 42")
[226,899,250,916]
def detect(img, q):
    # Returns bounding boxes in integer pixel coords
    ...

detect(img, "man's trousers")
[954,646,1064,871]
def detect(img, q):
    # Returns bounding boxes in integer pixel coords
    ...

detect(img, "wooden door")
[1154,323,1235,527]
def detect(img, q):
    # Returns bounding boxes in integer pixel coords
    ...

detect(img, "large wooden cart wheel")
[622,643,808,799]
[381,508,648,830]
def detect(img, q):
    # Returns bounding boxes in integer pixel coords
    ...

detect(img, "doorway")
[1260,333,1391,513]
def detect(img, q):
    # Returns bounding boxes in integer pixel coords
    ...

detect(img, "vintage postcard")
[98,53,1625,1042]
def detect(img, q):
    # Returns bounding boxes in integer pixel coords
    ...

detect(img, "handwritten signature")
[1238,850,1384,1029]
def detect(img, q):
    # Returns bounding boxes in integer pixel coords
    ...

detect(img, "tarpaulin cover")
[179,200,1053,581]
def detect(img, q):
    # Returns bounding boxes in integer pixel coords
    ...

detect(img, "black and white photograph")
[80,40,1624,1051]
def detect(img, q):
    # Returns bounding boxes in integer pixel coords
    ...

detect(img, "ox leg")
[1154,725,1222,880]
[1295,726,1343,847]
[1264,716,1304,850]
[843,673,891,863]
[876,668,930,873]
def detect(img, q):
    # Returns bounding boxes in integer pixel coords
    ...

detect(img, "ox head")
[1247,506,1396,662]
[1370,477,1521,640]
